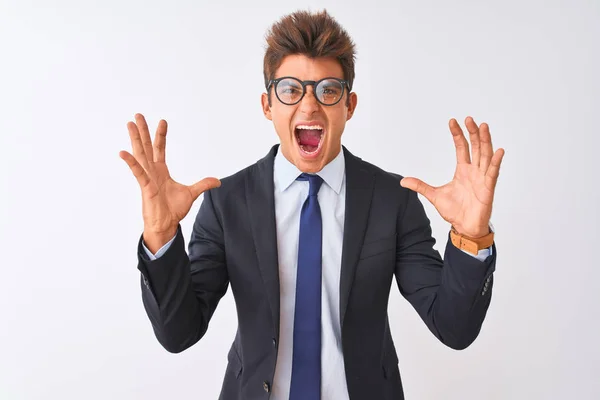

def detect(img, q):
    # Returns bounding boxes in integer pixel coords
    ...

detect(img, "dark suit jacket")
[136,144,496,400]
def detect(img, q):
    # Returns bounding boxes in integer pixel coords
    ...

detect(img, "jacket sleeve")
[394,189,496,350]
[136,189,229,353]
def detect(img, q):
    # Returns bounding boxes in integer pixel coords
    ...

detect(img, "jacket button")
[263,381,270,392]
[272,338,277,347]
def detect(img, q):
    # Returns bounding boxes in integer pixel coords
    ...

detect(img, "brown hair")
[263,9,356,94]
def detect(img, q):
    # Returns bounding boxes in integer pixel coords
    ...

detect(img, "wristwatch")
[450,223,495,255]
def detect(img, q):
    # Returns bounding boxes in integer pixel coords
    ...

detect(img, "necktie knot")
[297,173,323,197]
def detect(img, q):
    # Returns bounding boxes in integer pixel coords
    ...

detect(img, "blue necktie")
[289,173,324,400]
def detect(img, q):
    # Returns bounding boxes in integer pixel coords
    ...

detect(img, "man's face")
[261,54,357,173]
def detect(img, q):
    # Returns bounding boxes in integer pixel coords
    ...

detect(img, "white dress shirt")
[142,147,491,399]
[270,148,349,400]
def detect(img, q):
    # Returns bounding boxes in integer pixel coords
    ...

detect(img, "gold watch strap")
[450,226,494,255]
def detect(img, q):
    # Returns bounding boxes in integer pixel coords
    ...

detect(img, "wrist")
[450,224,494,255]
[143,226,177,254]
[452,223,492,239]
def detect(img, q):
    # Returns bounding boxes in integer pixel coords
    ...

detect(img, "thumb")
[400,177,436,203]
[189,177,222,200]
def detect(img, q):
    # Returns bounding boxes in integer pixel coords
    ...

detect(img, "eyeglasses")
[267,76,350,106]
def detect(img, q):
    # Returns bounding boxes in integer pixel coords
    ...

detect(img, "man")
[119,9,504,400]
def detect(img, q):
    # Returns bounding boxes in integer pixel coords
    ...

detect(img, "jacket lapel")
[245,144,374,337]
[246,145,281,339]
[339,146,375,329]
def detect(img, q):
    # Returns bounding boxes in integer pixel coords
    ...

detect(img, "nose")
[298,85,320,115]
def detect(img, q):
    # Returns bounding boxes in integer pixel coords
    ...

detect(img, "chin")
[297,160,324,173]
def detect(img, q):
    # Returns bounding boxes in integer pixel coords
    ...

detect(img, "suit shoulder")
[355,157,405,187]
[203,149,273,207]
[351,155,417,208]
[206,163,253,202]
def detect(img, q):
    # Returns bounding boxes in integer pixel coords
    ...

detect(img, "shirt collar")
[274,146,345,194]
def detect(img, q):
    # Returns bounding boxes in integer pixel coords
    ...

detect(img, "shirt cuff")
[141,234,177,260]
[461,246,493,261]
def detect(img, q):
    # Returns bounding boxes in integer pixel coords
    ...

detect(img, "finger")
[400,177,437,204]
[189,177,222,201]
[479,122,494,173]
[127,121,150,171]
[465,116,481,167]
[153,119,168,163]
[135,113,155,172]
[484,148,505,192]
[449,118,471,164]
[119,150,151,189]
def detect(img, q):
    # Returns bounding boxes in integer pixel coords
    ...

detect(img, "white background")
[1,0,598,399]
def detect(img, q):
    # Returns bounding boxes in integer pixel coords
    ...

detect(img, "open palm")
[401,117,505,238]
[119,114,220,236]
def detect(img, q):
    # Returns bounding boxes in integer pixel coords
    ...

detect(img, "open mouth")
[295,124,325,156]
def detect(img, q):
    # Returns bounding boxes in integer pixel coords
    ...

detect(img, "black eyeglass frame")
[267,76,351,106]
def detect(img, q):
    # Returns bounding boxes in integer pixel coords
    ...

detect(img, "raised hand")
[400,117,505,238]
[119,113,221,252]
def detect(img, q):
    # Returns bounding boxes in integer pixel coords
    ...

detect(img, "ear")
[261,93,272,120]
[346,92,358,121]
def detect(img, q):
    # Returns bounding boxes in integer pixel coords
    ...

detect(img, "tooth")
[297,125,323,130]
